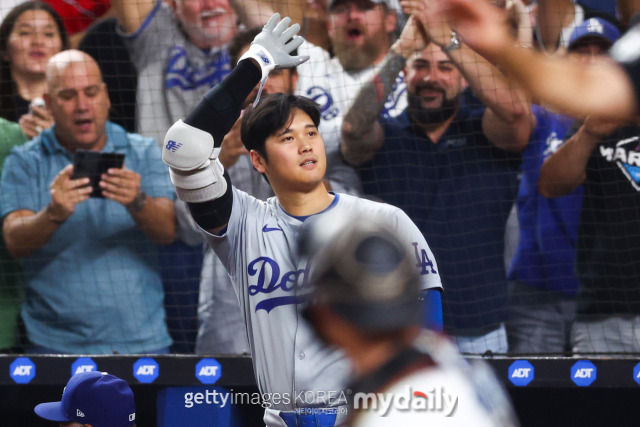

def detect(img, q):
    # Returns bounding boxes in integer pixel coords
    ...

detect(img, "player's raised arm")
[162,13,308,234]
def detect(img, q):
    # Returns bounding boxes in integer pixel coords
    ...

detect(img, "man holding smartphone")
[0,50,176,354]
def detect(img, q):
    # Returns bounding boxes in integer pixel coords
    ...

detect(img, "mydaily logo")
[196,358,222,385]
[353,386,458,417]
[571,360,597,386]
[72,357,97,376]
[133,358,159,383]
[508,360,534,386]
[10,357,36,384]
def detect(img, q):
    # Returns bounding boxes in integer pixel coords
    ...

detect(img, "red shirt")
[44,0,111,35]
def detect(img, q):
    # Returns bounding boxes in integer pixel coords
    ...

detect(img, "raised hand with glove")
[162,13,308,229]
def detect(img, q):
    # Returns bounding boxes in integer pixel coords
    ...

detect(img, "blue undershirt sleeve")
[421,289,443,332]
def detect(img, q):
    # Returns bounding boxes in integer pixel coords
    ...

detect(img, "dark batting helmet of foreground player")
[300,212,422,333]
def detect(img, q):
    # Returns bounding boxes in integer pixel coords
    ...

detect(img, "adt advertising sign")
[633,362,640,385]
[508,360,534,386]
[195,358,222,385]
[72,357,97,376]
[10,357,36,384]
[133,358,159,384]
[571,360,597,386]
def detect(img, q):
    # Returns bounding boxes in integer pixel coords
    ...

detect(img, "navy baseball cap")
[568,17,621,51]
[34,371,136,427]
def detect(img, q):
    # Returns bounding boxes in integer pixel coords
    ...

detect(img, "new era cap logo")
[77,409,85,417]
[129,413,136,421]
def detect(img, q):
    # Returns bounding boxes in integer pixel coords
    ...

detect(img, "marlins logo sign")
[599,136,640,190]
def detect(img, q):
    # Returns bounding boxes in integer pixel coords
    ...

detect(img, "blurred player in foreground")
[302,212,519,426]
[162,13,442,426]
[34,371,136,426]
[440,0,640,120]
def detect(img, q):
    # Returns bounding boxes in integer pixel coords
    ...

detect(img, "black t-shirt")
[573,125,640,316]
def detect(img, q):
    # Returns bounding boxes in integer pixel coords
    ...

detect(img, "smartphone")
[29,97,46,113]
[71,150,125,198]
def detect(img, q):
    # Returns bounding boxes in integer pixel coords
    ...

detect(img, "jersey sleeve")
[389,207,443,292]
[610,23,640,108]
[200,187,264,287]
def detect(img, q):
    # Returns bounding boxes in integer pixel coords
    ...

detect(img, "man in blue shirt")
[0,50,176,354]
[341,12,531,353]
[507,18,621,355]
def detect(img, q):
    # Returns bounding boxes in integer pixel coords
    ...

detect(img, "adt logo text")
[508,360,534,386]
[633,362,640,386]
[10,357,36,384]
[133,358,159,384]
[72,357,97,376]
[196,358,222,385]
[571,360,597,386]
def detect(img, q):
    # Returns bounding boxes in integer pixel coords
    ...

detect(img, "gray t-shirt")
[121,1,231,145]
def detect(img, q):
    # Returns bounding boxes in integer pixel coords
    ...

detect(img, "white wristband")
[169,159,227,203]
[239,43,276,81]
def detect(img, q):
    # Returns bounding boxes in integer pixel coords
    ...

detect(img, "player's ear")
[250,150,267,174]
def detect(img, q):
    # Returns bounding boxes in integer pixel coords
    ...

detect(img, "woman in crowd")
[0,1,69,138]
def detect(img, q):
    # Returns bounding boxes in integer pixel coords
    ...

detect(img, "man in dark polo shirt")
[341,13,531,354]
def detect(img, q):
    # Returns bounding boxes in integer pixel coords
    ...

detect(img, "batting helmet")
[300,212,422,332]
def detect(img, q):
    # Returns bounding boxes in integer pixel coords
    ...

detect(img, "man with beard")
[341,6,532,354]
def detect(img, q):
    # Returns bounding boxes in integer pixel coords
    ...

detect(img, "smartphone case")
[71,150,125,198]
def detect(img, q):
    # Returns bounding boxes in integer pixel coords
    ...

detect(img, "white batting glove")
[239,13,309,82]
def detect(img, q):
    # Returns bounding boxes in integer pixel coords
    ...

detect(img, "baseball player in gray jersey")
[162,14,442,427]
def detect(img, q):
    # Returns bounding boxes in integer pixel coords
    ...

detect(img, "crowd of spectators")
[0,0,637,357]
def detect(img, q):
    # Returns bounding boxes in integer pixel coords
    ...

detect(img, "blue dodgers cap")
[568,17,621,50]
[34,371,136,427]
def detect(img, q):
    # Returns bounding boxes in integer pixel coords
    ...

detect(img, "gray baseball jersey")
[203,189,442,411]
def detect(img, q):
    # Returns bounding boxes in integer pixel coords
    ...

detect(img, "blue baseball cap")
[34,371,136,427]
[568,17,621,50]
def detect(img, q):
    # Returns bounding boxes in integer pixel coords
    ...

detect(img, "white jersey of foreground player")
[353,332,519,427]
[202,189,441,422]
